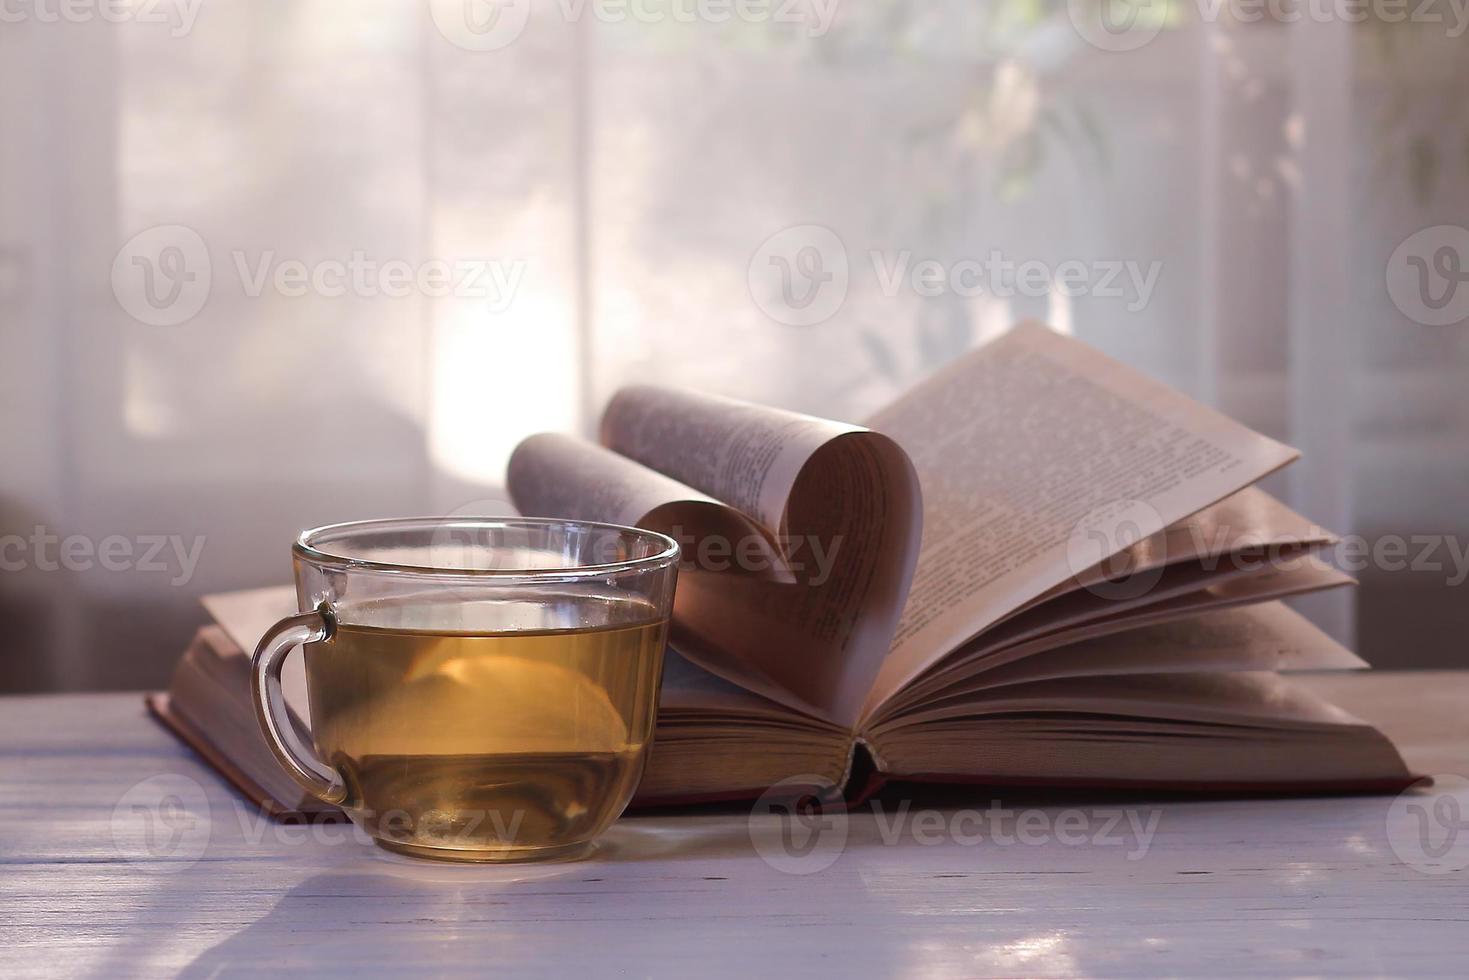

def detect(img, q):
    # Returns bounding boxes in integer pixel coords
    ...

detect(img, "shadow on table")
[175,817,897,976]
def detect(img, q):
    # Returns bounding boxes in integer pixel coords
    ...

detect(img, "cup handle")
[250,604,348,806]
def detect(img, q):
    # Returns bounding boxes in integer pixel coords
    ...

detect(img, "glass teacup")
[251,517,679,862]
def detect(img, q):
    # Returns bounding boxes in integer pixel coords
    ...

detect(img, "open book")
[149,323,1414,817]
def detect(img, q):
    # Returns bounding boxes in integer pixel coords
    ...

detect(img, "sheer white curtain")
[2,0,1466,690]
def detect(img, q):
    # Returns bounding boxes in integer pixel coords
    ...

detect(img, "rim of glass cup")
[292,516,680,580]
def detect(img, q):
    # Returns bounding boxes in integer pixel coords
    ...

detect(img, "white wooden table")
[3,674,1468,978]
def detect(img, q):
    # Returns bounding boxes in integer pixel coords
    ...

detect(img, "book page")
[915,602,1368,704]
[862,322,1300,718]
[600,386,859,538]
[890,670,1368,730]
[876,563,1353,722]
[1050,485,1334,604]
[507,432,791,576]
[510,396,923,728]
[933,560,1350,688]
[507,433,738,532]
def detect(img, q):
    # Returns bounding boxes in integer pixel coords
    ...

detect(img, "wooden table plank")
[1,676,1467,978]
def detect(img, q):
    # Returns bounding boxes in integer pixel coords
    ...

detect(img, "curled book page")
[601,386,864,543]
[510,393,923,728]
